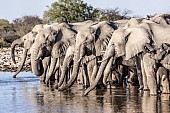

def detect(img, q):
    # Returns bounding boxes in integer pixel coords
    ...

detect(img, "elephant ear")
[125,27,151,60]
[51,27,76,58]
[52,42,69,58]
[94,21,116,56]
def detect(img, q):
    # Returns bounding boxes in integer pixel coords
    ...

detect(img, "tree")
[99,7,132,21]
[43,0,100,23]
[0,19,11,32]
[0,15,42,47]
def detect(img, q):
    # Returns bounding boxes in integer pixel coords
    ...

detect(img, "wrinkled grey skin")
[58,21,117,91]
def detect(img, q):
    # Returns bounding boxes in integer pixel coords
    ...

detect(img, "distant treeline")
[0,0,132,47]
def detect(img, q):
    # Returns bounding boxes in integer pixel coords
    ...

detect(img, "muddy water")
[0,72,170,113]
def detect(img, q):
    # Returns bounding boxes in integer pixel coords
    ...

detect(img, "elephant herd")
[11,13,170,96]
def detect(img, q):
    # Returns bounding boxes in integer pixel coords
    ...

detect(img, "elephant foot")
[143,86,149,91]
[150,90,158,95]
[143,88,150,91]
[162,91,170,94]
[162,92,170,94]
[150,93,158,96]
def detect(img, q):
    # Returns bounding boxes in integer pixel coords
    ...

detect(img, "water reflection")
[0,72,170,113]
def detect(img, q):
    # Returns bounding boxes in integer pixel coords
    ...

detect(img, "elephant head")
[150,43,170,70]
[11,31,36,64]
[30,27,56,76]
[11,31,37,78]
[31,23,76,77]
[11,24,48,77]
[149,43,170,61]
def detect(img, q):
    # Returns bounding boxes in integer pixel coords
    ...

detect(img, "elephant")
[57,21,117,91]
[156,67,170,94]
[11,24,56,82]
[11,24,43,78]
[147,43,170,94]
[30,23,77,84]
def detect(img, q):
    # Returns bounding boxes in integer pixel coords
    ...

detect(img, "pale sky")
[0,0,169,22]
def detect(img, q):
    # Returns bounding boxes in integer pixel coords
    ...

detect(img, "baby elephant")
[156,67,170,94]
[145,43,170,94]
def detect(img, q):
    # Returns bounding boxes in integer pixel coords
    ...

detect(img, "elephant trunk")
[84,46,116,95]
[84,57,110,95]
[13,49,28,78]
[58,47,80,91]
[11,38,24,64]
[56,55,73,88]
[103,57,114,85]
[30,44,44,76]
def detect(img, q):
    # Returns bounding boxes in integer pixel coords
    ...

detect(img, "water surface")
[0,72,170,113]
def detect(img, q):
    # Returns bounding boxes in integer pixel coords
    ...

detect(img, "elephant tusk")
[77,57,82,63]
[162,75,167,81]
[35,57,42,61]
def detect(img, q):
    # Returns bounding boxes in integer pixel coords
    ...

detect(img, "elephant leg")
[156,67,162,93]
[54,57,63,83]
[82,63,90,88]
[90,64,98,85]
[143,54,157,95]
[40,57,50,83]
[135,56,144,90]
[141,59,149,91]
[87,63,93,85]
[157,67,170,94]
[77,66,83,84]
[45,58,57,85]
[117,65,123,86]
[161,75,170,94]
